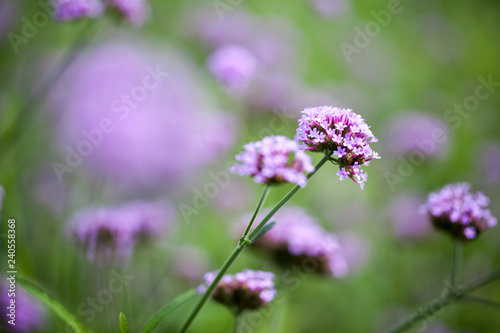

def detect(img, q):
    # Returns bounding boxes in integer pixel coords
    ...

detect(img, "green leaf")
[119,312,130,333]
[17,276,93,333]
[141,289,196,333]
[249,221,276,242]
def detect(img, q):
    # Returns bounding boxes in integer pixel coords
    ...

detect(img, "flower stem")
[242,185,271,239]
[248,155,330,240]
[451,239,462,287]
[178,155,329,333]
[388,268,500,333]
[233,314,241,333]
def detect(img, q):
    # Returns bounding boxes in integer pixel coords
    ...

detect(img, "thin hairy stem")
[242,185,271,239]
[451,239,463,287]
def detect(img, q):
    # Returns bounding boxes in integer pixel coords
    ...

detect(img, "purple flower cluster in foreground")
[248,207,349,277]
[54,0,149,25]
[296,106,380,189]
[65,201,173,266]
[421,183,497,241]
[198,269,276,314]
[208,45,257,93]
[231,136,314,187]
[1,284,46,332]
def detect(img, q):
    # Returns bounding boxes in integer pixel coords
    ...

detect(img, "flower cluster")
[245,207,349,277]
[198,269,276,314]
[65,201,173,266]
[295,106,380,189]
[231,136,314,187]
[207,45,257,93]
[421,183,497,241]
[54,0,150,25]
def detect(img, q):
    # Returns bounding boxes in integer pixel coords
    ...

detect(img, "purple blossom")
[421,183,497,241]
[1,284,46,332]
[480,143,500,184]
[295,106,380,189]
[198,269,276,314]
[50,41,236,192]
[207,45,257,93]
[65,201,174,266]
[231,136,314,187]
[54,0,104,21]
[385,112,450,157]
[242,207,349,277]
[108,0,150,26]
[389,193,431,239]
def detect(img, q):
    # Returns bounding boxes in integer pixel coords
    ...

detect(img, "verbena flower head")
[65,201,174,266]
[54,0,104,21]
[421,183,497,241]
[295,106,380,189]
[1,283,46,332]
[231,136,314,187]
[108,0,150,25]
[198,269,276,314]
[208,45,257,93]
[244,207,349,277]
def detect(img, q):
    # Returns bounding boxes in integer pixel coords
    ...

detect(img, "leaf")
[17,276,93,333]
[141,289,196,333]
[249,221,276,242]
[119,312,130,333]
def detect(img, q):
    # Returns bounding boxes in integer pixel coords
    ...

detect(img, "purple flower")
[480,143,500,184]
[1,283,46,332]
[295,106,380,189]
[50,41,236,192]
[198,269,276,314]
[231,136,314,187]
[385,112,450,157]
[108,0,150,26]
[54,0,104,21]
[421,183,497,241]
[208,45,257,93]
[65,201,174,266]
[242,207,349,277]
[389,193,431,239]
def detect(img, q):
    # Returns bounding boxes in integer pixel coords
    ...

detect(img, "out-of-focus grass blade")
[249,221,276,242]
[119,312,129,333]
[17,276,93,333]
[141,289,196,333]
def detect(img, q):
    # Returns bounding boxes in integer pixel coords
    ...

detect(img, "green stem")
[178,155,329,333]
[451,239,462,287]
[242,185,271,239]
[388,268,500,333]
[233,314,241,333]
[249,155,329,240]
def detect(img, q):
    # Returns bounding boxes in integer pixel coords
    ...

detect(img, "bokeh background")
[1,0,500,332]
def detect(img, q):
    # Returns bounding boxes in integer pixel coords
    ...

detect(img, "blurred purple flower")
[231,136,314,187]
[0,283,46,332]
[198,269,276,314]
[207,45,257,93]
[337,232,370,272]
[389,193,431,239]
[421,183,497,241]
[65,200,174,266]
[172,245,211,281]
[309,0,351,18]
[54,0,104,21]
[480,143,500,184]
[296,106,380,189]
[243,206,349,277]
[51,41,236,192]
[385,112,450,157]
[108,0,150,25]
